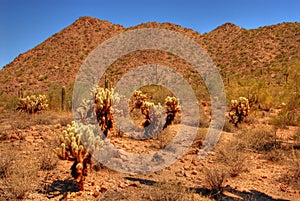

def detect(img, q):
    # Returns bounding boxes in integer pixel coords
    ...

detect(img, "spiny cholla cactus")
[16,94,48,113]
[164,96,181,129]
[130,90,148,112]
[94,87,115,137]
[53,121,103,190]
[229,97,250,126]
[141,101,155,127]
[144,103,166,138]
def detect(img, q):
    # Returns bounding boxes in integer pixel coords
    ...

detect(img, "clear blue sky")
[1,0,299,69]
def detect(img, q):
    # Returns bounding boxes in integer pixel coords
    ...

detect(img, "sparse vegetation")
[16,94,48,113]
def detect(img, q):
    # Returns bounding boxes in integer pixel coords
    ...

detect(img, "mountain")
[0,16,299,96]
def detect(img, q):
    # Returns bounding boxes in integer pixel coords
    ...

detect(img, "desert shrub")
[237,127,280,152]
[5,160,38,200]
[16,94,48,113]
[218,146,246,177]
[0,144,17,178]
[0,145,38,200]
[222,119,235,132]
[272,92,300,128]
[228,97,250,126]
[203,165,227,196]
[281,149,300,189]
[145,182,195,201]
[39,149,58,171]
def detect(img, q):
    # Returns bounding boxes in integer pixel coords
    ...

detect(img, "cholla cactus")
[229,97,250,126]
[130,90,148,112]
[94,87,115,137]
[53,121,103,190]
[141,101,155,127]
[163,96,181,129]
[16,94,48,113]
[144,103,165,138]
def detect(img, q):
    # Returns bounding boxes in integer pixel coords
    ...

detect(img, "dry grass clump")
[236,127,280,152]
[218,145,247,177]
[38,148,58,171]
[144,182,196,201]
[0,144,39,200]
[203,165,227,196]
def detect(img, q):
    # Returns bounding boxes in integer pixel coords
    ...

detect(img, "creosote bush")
[16,94,48,113]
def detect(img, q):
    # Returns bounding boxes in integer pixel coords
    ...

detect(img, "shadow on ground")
[39,179,79,200]
[125,177,290,201]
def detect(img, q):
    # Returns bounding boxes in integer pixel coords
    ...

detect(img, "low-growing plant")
[218,145,246,177]
[16,94,48,113]
[144,182,196,201]
[228,97,250,126]
[237,127,280,152]
[39,148,58,171]
[203,165,227,196]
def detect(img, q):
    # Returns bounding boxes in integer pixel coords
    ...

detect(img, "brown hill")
[0,16,125,95]
[0,16,299,97]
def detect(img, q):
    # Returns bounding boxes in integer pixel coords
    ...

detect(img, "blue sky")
[1,0,300,69]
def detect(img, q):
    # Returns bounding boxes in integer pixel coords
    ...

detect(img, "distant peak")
[72,16,115,27]
[213,22,242,32]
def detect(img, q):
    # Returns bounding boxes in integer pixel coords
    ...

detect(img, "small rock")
[191,170,198,175]
[99,186,108,193]
[34,147,39,151]
[93,190,100,197]
[129,182,140,187]
[11,133,20,140]
[261,175,267,179]
[192,160,199,166]
[184,172,190,177]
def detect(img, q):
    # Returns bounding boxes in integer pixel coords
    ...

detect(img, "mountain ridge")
[0,16,299,95]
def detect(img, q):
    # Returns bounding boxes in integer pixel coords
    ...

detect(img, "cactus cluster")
[16,94,48,113]
[130,90,181,131]
[229,97,250,126]
[130,90,148,112]
[54,121,103,190]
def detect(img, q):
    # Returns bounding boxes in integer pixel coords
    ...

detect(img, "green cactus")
[54,121,103,190]
[229,97,250,126]
[163,96,181,129]
[16,94,48,113]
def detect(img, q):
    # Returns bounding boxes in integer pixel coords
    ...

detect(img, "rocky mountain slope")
[0,16,299,96]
